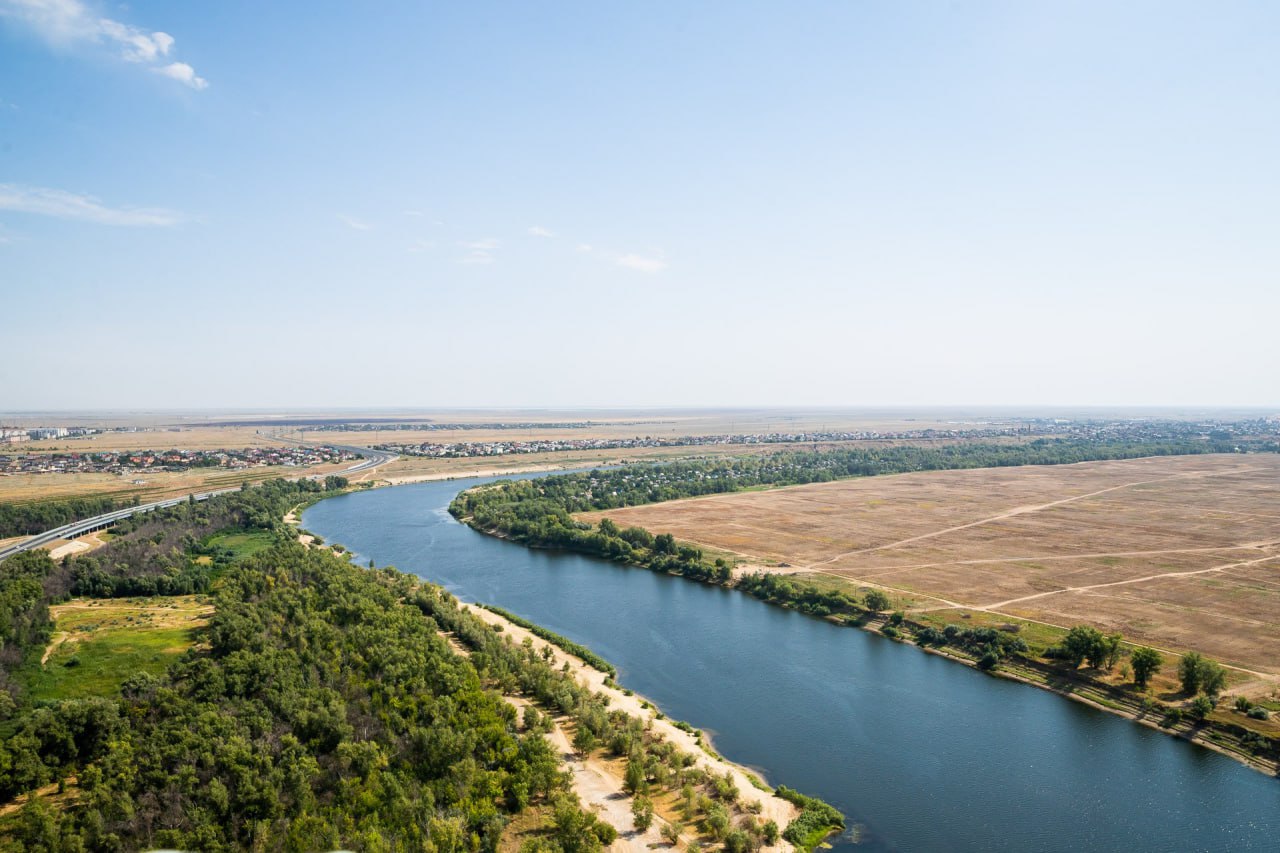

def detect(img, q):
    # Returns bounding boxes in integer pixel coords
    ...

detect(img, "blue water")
[303,474,1280,852]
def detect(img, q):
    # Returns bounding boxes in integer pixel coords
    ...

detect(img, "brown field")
[589,454,1280,679]
[0,460,354,506]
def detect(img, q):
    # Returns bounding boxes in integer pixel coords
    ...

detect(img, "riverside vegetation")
[449,441,1280,773]
[0,477,835,851]
[0,478,606,850]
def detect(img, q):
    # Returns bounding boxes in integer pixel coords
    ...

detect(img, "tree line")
[0,495,140,539]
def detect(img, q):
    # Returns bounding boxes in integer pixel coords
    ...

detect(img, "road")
[0,443,397,563]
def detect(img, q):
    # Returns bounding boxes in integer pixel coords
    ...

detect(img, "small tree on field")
[1179,652,1227,696]
[632,795,654,832]
[1130,646,1163,689]
[864,590,890,612]
[1189,695,1214,720]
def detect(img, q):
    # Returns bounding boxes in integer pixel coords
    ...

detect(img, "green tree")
[1062,625,1104,669]
[624,753,647,794]
[632,795,654,831]
[1177,652,1226,696]
[1130,646,1163,689]
[863,590,890,612]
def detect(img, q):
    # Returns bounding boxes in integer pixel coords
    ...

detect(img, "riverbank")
[286,494,835,852]
[452,514,1279,780]
[464,603,801,851]
[301,472,1280,851]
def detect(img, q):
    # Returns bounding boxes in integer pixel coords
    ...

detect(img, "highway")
[0,444,397,563]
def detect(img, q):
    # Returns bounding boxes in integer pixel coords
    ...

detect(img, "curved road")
[0,443,396,563]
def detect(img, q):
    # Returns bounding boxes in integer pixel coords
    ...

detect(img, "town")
[372,418,1280,460]
[0,445,359,476]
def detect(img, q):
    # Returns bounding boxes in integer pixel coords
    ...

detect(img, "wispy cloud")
[0,183,182,226]
[616,252,667,273]
[408,238,435,253]
[154,61,207,90]
[458,237,499,265]
[528,225,555,238]
[338,214,373,231]
[0,0,208,89]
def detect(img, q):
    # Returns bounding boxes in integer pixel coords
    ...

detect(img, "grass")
[23,596,212,702]
[203,527,276,559]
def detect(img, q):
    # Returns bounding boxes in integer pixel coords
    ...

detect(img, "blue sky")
[1,1,1277,410]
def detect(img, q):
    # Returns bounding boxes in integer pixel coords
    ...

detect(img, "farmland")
[589,454,1280,680]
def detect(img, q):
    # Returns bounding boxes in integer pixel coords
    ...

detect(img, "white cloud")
[616,252,667,273]
[0,183,182,226]
[338,214,373,231]
[528,225,555,238]
[0,0,207,89]
[458,254,494,265]
[154,61,207,90]
[576,243,593,253]
[408,238,435,253]
[461,238,499,251]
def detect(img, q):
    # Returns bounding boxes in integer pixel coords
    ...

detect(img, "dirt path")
[982,552,1280,610]
[41,631,70,665]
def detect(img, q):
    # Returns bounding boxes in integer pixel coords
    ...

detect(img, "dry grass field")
[590,454,1280,679]
[0,460,354,506]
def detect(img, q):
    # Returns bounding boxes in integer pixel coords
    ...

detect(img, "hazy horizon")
[3,2,1277,409]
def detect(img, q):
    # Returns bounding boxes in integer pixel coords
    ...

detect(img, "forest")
[1,476,835,851]
[0,495,139,539]
[0,476,626,851]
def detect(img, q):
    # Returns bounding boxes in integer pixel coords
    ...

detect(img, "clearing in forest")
[28,596,214,701]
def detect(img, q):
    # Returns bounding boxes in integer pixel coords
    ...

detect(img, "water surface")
[303,474,1280,852]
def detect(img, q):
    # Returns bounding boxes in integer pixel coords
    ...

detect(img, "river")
[302,473,1280,852]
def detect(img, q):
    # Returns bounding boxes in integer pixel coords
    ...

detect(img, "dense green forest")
[0,475,838,851]
[0,495,139,539]
[0,478,630,852]
[0,479,346,703]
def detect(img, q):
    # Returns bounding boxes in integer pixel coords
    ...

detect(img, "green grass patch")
[22,596,212,702]
[26,626,198,701]
[202,528,276,560]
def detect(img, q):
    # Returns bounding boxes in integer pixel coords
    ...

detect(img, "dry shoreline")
[463,605,799,851]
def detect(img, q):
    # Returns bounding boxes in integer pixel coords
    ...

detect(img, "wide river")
[303,474,1280,852]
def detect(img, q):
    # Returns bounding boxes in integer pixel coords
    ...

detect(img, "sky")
[0,1,1277,411]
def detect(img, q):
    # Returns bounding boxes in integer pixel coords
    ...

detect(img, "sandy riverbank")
[464,604,799,851]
